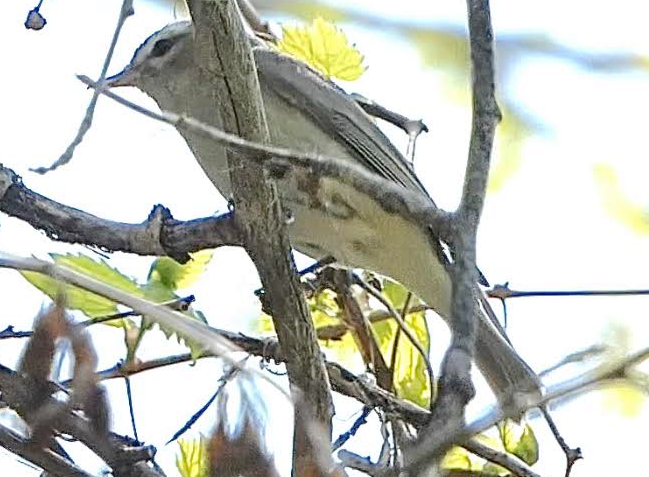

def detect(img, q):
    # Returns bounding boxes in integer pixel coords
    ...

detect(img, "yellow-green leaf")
[21,253,142,318]
[513,423,539,465]
[497,420,539,466]
[256,288,360,362]
[442,446,480,472]
[142,280,209,359]
[381,279,412,310]
[390,312,431,407]
[276,17,366,81]
[176,436,209,477]
[148,250,214,290]
[371,283,431,408]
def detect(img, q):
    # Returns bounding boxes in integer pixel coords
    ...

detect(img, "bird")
[106,21,541,405]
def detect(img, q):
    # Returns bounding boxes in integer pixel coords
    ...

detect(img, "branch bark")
[409,0,500,474]
[0,163,242,262]
[185,2,333,474]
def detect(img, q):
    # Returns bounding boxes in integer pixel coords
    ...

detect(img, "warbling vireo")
[106,21,541,404]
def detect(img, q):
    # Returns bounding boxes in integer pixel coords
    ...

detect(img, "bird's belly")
[278,176,452,317]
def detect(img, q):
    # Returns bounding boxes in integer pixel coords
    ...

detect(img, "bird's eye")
[150,38,174,58]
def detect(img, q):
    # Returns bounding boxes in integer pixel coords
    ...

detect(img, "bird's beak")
[104,66,138,88]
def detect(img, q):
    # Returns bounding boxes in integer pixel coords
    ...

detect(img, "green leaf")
[21,253,142,318]
[176,436,209,477]
[276,17,366,81]
[497,420,539,466]
[148,250,214,291]
[513,423,539,465]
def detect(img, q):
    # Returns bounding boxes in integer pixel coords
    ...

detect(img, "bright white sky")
[1,1,649,476]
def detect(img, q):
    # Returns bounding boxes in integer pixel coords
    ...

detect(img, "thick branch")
[0,164,241,262]
[186,2,333,470]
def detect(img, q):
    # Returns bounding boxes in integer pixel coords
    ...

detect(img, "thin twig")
[488,283,649,299]
[350,93,429,164]
[32,0,134,173]
[166,360,243,444]
[337,450,392,477]
[124,376,140,442]
[540,406,582,477]
[332,407,372,451]
[0,296,196,341]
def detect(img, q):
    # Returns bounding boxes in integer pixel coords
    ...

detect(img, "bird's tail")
[473,297,542,406]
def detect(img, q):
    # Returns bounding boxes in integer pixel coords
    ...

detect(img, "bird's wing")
[253,48,431,199]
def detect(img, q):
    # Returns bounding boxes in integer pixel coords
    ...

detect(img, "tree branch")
[462,439,540,477]
[0,422,94,477]
[0,164,242,262]
[168,3,334,474]
[0,365,161,477]
[411,1,500,473]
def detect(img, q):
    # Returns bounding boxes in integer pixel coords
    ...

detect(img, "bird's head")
[106,21,194,96]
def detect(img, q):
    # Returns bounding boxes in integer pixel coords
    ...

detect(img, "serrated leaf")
[21,253,142,318]
[497,420,517,453]
[176,436,209,477]
[148,250,214,291]
[277,17,366,81]
[56,253,141,293]
[142,280,209,359]
[481,462,508,476]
